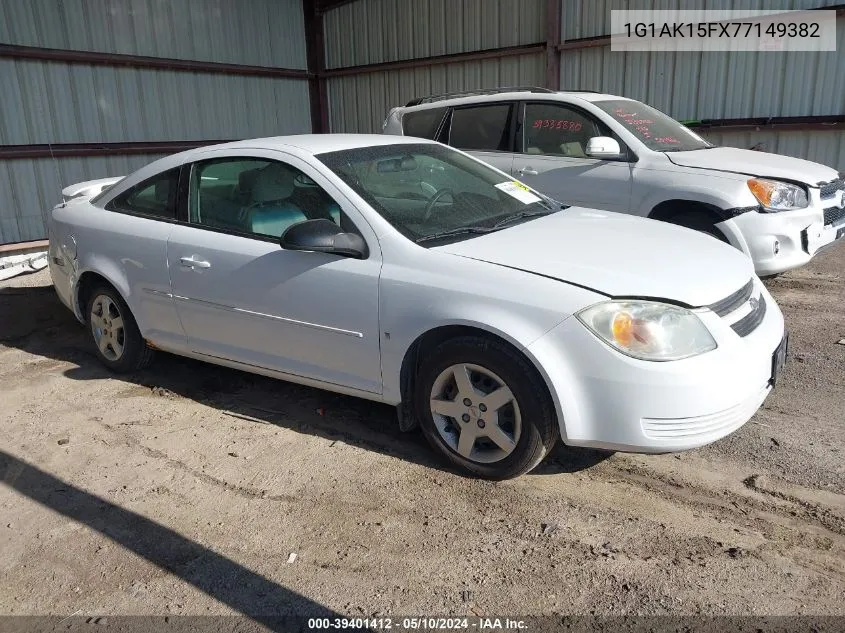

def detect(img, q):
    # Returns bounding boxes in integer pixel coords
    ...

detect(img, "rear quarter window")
[105,168,181,220]
[402,107,447,139]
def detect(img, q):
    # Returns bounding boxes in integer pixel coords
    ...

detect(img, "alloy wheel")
[429,363,522,464]
[90,294,126,361]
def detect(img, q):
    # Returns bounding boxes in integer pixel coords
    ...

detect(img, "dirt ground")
[1,244,843,621]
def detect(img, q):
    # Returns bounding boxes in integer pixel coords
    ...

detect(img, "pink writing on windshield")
[531,119,583,132]
[614,107,657,139]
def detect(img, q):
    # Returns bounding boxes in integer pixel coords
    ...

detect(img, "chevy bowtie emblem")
[839,192,845,209]
[749,296,759,311]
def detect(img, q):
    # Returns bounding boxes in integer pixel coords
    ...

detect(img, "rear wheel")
[415,336,558,479]
[86,285,154,373]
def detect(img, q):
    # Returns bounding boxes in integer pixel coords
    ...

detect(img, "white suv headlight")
[576,300,717,361]
[747,178,808,211]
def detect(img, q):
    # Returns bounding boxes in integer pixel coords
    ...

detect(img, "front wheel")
[415,336,559,479]
[86,284,155,373]
[669,211,729,243]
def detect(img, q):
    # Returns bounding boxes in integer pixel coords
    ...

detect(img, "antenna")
[47,141,64,192]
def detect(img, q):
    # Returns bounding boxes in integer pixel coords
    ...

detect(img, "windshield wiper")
[492,208,555,229]
[538,195,567,210]
[415,226,499,244]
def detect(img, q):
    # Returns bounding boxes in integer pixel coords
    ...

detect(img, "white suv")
[383,88,845,276]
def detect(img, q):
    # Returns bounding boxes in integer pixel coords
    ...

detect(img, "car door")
[444,103,516,175]
[511,101,633,213]
[166,150,383,394]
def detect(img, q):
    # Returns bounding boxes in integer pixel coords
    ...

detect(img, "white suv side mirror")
[586,136,623,159]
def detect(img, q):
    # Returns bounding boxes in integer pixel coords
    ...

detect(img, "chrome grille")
[820,178,844,200]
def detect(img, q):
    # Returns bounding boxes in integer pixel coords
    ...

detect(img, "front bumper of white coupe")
[528,278,786,453]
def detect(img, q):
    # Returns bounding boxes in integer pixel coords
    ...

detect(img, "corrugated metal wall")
[0,0,307,68]
[327,54,545,133]
[0,153,169,246]
[700,129,845,171]
[323,0,843,168]
[324,0,544,68]
[4,0,843,243]
[562,0,836,41]
[0,0,310,245]
[560,20,845,121]
[323,0,547,133]
[560,3,845,169]
[1,60,310,145]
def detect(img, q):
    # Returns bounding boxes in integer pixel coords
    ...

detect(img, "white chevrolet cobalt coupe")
[49,135,787,479]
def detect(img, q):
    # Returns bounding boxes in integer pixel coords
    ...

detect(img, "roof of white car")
[214,134,434,155]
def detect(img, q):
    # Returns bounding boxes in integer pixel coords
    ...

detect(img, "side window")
[522,103,608,158]
[106,168,180,219]
[188,158,352,239]
[448,104,513,152]
[402,107,447,140]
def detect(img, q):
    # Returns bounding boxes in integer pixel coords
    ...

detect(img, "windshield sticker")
[496,181,542,205]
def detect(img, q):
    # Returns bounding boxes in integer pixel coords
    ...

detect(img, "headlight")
[747,178,808,211]
[576,301,717,361]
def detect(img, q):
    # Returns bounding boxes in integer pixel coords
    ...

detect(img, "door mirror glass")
[280,219,368,259]
[586,136,623,159]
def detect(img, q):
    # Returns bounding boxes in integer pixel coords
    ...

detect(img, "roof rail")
[405,86,555,107]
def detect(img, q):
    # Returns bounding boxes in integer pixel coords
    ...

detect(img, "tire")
[669,212,729,243]
[414,335,559,480]
[85,284,155,373]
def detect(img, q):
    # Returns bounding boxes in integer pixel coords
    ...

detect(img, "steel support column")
[304,0,330,133]
[545,0,561,90]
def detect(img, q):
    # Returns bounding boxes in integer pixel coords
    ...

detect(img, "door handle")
[180,256,211,269]
[517,167,538,176]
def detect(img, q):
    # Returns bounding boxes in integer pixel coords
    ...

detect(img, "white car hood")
[435,208,754,307]
[666,147,839,186]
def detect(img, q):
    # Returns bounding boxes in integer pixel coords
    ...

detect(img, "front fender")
[381,313,570,404]
[634,169,756,219]
[377,251,603,424]
[383,311,592,445]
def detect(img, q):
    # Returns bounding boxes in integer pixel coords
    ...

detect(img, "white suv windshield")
[317,144,560,245]
[593,99,712,152]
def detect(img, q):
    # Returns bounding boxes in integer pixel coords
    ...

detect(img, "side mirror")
[280,219,368,259]
[586,136,623,159]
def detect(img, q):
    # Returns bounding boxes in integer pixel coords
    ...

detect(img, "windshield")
[317,143,560,245]
[592,99,712,152]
